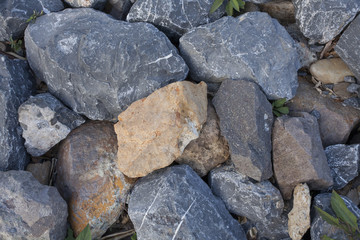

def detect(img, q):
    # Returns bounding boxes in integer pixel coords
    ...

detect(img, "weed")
[210,0,245,16]
[26,10,44,23]
[271,98,289,117]
[131,232,137,240]
[65,224,92,240]
[9,37,22,53]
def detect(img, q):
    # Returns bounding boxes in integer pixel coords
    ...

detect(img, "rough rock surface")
[212,79,273,181]
[293,0,360,44]
[26,161,51,185]
[272,112,333,199]
[129,165,247,240]
[179,12,300,99]
[209,162,284,222]
[310,58,354,84]
[0,56,35,171]
[106,0,133,20]
[56,121,134,239]
[258,0,295,24]
[64,0,107,9]
[25,8,188,121]
[0,171,67,240]
[176,102,229,177]
[288,183,311,240]
[18,93,85,157]
[115,81,207,178]
[325,144,360,190]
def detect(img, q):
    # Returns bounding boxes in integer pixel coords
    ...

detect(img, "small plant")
[9,36,22,53]
[315,190,360,240]
[65,224,92,240]
[210,0,245,16]
[26,10,44,23]
[131,232,137,240]
[271,98,289,117]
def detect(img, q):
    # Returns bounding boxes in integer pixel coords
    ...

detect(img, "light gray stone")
[129,165,247,240]
[64,0,107,9]
[179,12,300,99]
[25,8,188,121]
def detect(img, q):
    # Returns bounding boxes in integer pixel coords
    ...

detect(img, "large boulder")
[25,8,188,121]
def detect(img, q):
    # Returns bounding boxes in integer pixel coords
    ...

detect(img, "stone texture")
[288,183,311,240]
[127,0,224,41]
[64,0,107,9]
[18,93,85,157]
[258,0,295,24]
[179,12,300,99]
[272,112,333,199]
[0,0,64,41]
[26,161,52,185]
[293,0,360,44]
[0,170,67,240]
[287,77,360,146]
[115,81,207,178]
[209,162,284,222]
[106,0,133,20]
[310,58,354,84]
[325,144,360,190]
[56,121,134,239]
[129,165,247,240]
[212,79,273,181]
[175,101,229,177]
[0,56,35,171]
[333,82,356,100]
[25,8,188,121]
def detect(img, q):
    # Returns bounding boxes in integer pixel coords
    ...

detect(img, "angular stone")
[0,171,67,240]
[258,0,295,24]
[18,93,85,157]
[325,144,360,190]
[64,0,107,9]
[272,112,333,199]
[293,0,360,44]
[56,121,134,239]
[25,8,188,120]
[175,101,229,177]
[106,0,133,20]
[287,77,360,146]
[115,81,207,178]
[179,12,300,99]
[0,56,35,170]
[129,165,247,240]
[310,58,354,84]
[26,161,52,185]
[209,162,284,222]
[212,79,273,181]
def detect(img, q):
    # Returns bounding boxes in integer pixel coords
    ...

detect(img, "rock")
[179,12,300,100]
[212,79,273,181]
[333,82,356,100]
[127,0,224,41]
[288,183,311,240]
[56,121,134,239]
[347,83,360,94]
[175,101,229,177]
[64,0,107,9]
[336,14,360,82]
[0,56,36,170]
[129,165,247,240]
[287,77,360,146]
[209,162,284,222]
[325,144,360,190]
[258,0,295,25]
[18,93,85,157]
[0,171,67,240]
[25,8,188,121]
[344,97,360,111]
[115,81,207,178]
[106,0,133,20]
[310,58,354,84]
[272,112,333,199]
[293,0,360,44]
[0,0,64,41]
[26,161,52,185]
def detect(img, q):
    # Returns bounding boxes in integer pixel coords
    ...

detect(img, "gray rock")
[344,97,360,111]
[179,12,300,100]
[25,8,188,121]
[64,0,107,9]
[0,171,67,240]
[106,0,133,20]
[325,144,360,190]
[245,214,290,240]
[0,0,64,41]
[18,93,85,157]
[127,0,225,41]
[212,79,274,181]
[347,83,360,94]
[129,165,247,240]
[293,0,360,44]
[0,56,35,170]
[209,162,284,222]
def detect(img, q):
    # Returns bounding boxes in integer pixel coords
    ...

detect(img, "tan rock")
[310,58,354,84]
[26,161,51,185]
[115,81,207,178]
[259,0,295,24]
[333,82,356,100]
[288,183,311,240]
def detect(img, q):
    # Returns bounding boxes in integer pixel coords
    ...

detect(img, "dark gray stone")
[0,56,35,171]
[0,171,68,240]
[64,0,107,9]
[25,8,188,121]
[106,0,134,20]
[0,0,64,41]
[344,97,360,111]
[129,165,247,240]
[293,0,360,44]
[212,79,274,181]
[325,144,360,190]
[179,12,300,100]
[209,162,284,222]
[18,93,85,157]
